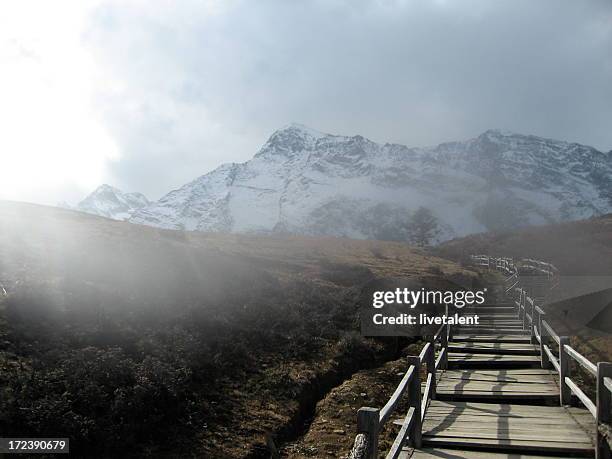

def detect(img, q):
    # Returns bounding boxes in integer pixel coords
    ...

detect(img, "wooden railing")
[470,255,521,294]
[348,323,449,459]
[520,257,559,278]
[488,256,612,458]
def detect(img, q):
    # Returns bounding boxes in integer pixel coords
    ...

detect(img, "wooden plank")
[461,321,524,326]
[438,379,557,386]
[447,353,541,368]
[451,335,532,343]
[422,427,591,440]
[436,385,558,394]
[463,314,518,319]
[405,447,579,458]
[418,400,595,456]
[440,369,557,383]
[423,407,593,417]
[441,368,556,374]
[437,372,557,382]
[426,400,590,415]
[448,343,538,355]
[422,415,591,432]
[422,431,592,444]
[422,436,594,455]
[448,353,540,361]
[420,415,593,426]
[436,381,558,391]
[454,328,531,335]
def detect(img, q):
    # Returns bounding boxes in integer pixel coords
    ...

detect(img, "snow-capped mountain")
[73,184,150,220]
[123,124,611,242]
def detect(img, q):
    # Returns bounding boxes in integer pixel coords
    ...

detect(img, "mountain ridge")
[74,126,612,242]
[68,184,150,221]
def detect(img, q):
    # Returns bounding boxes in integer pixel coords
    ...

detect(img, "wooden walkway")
[402,291,597,458]
[348,256,610,459]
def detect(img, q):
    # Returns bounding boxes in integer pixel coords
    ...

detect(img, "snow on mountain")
[128,124,611,242]
[74,184,150,220]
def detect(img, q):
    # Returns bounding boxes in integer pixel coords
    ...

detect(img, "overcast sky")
[1,0,611,205]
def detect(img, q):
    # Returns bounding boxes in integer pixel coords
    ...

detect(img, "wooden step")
[447,353,541,369]
[435,369,558,402]
[451,334,532,344]
[470,320,523,330]
[403,447,581,458]
[462,314,518,319]
[448,342,539,355]
[462,317,523,323]
[418,401,595,457]
[454,328,531,335]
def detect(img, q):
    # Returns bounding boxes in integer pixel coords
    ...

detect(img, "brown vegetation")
[0,201,471,457]
[435,214,612,275]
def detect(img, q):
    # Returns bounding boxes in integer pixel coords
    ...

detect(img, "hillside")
[0,201,472,457]
[436,214,612,275]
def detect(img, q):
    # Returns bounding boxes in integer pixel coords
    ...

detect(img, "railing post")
[441,324,449,370]
[539,313,551,369]
[559,336,572,405]
[446,304,453,342]
[357,407,379,459]
[530,302,536,344]
[597,363,612,459]
[407,356,422,448]
[427,336,437,399]
[522,295,528,330]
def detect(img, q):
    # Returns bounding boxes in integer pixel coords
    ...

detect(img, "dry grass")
[0,201,474,458]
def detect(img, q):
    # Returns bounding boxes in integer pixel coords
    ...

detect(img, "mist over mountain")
[78,125,611,242]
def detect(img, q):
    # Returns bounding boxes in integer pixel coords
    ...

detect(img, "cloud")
[4,0,612,203]
[0,0,119,204]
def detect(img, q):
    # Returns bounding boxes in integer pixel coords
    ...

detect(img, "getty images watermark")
[361,287,487,336]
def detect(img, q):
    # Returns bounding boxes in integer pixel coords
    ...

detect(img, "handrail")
[544,345,561,372]
[385,408,415,459]
[565,345,597,377]
[379,365,415,425]
[433,323,445,341]
[435,348,446,369]
[421,373,433,420]
[418,342,431,363]
[351,322,450,458]
[541,320,560,345]
[533,325,541,343]
[565,377,597,417]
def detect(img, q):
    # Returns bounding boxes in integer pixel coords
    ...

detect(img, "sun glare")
[0,0,118,204]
